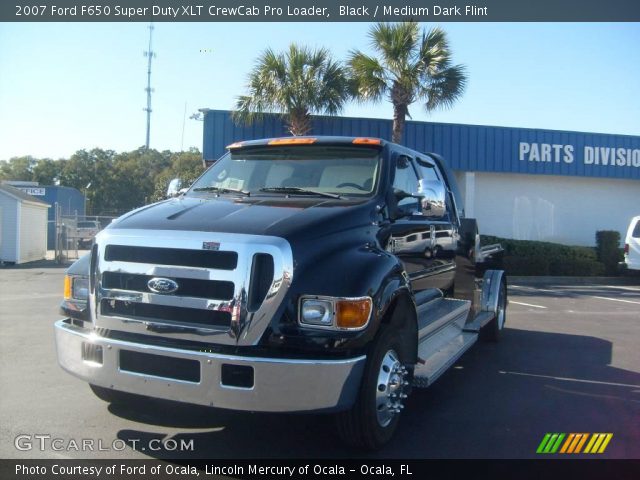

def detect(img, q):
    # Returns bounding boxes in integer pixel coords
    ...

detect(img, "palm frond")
[232,43,350,129]
[347,50,388,103]
[350,22,467,143]
[420,64,468,111]
[369,22,419,74]
[416,27,452,76]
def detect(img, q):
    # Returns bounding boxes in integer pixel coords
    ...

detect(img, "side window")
[633,220,640,238]
[393,156,421,212]
[417,159,455,222]
[393,155,420,196]
[416,160,441,183]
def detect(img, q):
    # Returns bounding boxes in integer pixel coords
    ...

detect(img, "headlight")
[64,275,89,301]
[299,296,372,330]
[300,299,333,326]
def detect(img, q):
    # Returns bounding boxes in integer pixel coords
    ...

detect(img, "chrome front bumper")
[54,319,366,413]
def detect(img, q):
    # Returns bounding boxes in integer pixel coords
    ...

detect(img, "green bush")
[481,235,605,276]
[595,231,622,275]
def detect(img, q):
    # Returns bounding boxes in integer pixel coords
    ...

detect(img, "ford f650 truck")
[55,136,506,449]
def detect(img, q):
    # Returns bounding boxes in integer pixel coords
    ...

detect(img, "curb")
[508,276,640,286]
[0,259,72,270]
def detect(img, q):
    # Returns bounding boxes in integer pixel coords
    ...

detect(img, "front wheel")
[335,325,412,450]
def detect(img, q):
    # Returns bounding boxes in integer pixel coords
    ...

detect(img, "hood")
[109,194,376,241]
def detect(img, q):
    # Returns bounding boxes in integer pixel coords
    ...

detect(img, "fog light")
[336,298,372,330]
[300,299,333,326]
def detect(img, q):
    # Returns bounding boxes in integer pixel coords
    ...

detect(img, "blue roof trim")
[202,110,640,181]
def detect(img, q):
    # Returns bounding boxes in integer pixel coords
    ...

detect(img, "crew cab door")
[386,154,457,296]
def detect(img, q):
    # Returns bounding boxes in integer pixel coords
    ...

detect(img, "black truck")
[56,136,506,449]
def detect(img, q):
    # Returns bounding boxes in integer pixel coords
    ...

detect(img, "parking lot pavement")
[1,268,638,459]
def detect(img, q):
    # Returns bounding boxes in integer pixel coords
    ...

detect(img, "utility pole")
[143,23,155,149]
[180,101,187,151]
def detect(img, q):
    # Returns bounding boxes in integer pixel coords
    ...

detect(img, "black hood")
[109,194,377,241]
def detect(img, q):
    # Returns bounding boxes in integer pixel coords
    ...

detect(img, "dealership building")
[201,109,640,247]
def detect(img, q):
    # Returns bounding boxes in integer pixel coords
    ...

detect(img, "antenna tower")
[143,23,156,149]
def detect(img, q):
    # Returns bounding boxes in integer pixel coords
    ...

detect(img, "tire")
[89,384,139,404]
[480,279,507,342]
[336,324,412,450]
[442,281,455,298]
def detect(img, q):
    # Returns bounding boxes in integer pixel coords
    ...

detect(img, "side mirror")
[166,178,182,198]
[417,180,447,218]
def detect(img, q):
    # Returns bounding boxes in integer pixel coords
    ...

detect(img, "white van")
[624,216,640,271]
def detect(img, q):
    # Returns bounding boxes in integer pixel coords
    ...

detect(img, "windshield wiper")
[192,186,250,196]
[259,187,341,199]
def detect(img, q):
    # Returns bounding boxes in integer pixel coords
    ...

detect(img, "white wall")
[455,171,640,246]
[19,203,48,263]
[0,193,18,262]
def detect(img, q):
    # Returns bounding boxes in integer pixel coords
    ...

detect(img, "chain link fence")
[50,204,116,263]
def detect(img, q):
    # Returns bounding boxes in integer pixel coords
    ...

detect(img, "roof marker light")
[268,138,317,145]
[353,138,382,145]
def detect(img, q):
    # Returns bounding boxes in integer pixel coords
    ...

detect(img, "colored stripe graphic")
[536,433,565,453]
[544,433,559,453]
[597,434,613,453]
[538,433,613,454]
[550,433,565,453]
[574,433,589,453]
[536,433,552,453]
[559,433,575,453]
[584,433,613,454]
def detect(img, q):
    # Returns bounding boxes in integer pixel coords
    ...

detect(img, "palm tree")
[234,44,351,136]
[349,22,468,143]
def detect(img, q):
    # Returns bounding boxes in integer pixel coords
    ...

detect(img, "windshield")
[77,222,98,228]
[189,146,381,198]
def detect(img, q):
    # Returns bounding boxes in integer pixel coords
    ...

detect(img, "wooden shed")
[0,183,50,264]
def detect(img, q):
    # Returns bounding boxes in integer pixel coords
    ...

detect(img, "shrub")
[595,230,623,275]
[480,235,605,276]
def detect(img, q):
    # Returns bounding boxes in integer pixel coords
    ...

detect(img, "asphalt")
[0,268,638,459]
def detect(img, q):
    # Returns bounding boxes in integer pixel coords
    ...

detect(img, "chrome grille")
[104,245,238,270]
[102,272,235,299]
[91,229,293,346]
[100,299,232,328]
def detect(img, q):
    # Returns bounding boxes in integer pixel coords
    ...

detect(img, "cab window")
[393,156,420,195]
[416,161,441,183]
[393,155,421,211]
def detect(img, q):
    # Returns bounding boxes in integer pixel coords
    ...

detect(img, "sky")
[0,22,639,160]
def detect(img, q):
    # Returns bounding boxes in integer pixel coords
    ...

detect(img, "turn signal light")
[63,275,72,300]
[268,138,317,145]
[336,298,372,329]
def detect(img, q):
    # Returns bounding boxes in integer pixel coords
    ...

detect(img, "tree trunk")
[392,103,407,144]
[288,109,312,136]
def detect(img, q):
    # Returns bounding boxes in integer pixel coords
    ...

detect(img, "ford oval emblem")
[147,277,179,294]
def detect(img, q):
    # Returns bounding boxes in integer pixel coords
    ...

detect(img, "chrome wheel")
[375,349,408,427]
[496,284,506,330]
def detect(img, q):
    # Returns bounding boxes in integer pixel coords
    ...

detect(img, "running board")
[417,298,471,340]
[413,326,478,388]
[463,311,495,333]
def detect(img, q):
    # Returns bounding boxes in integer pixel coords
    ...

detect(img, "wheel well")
[380,293,418,363]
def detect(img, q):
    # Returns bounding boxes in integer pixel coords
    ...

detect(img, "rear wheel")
[481,279,507,342]
[336,325,412,450]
